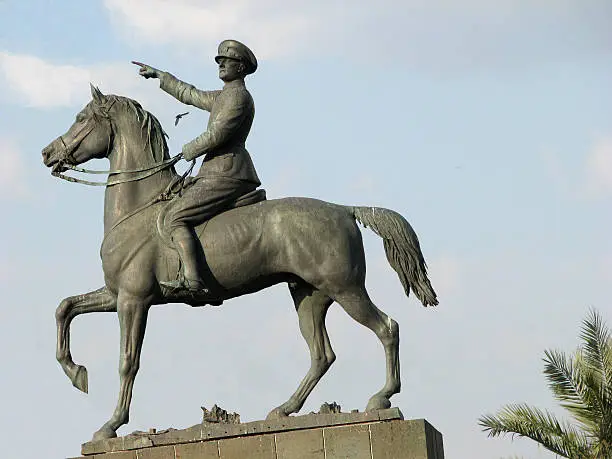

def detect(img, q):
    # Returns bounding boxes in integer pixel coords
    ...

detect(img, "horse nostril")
[42,143,56,162]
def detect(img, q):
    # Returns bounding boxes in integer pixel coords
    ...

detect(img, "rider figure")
[135,40,261,292]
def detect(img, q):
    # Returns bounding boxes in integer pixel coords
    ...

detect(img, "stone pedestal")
[72,408,443,459]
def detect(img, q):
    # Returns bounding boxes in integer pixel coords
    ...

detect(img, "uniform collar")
[223,79,246,90]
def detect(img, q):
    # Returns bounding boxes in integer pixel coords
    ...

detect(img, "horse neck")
[104,121,177,234]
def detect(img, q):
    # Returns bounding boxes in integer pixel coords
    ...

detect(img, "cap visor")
[215,55,241,63]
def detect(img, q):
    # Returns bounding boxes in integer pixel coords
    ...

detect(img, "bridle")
[53,141,185,187]
[51,100,191,187]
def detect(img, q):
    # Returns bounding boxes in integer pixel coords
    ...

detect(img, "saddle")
[223,187,267,210]
[157,185,266,243]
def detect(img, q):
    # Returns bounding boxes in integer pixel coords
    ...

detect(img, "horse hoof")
[73,365,89,394]
[92,425,117,442]
[365,395,391,412]
[266,407,289,420]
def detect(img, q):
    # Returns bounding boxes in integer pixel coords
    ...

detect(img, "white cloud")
[103,0,313,59]
[0,52,92,108]
[584,136,612,198]
[0,52,195,142]
[2,2,606,111]
[102,0,611,71]
[0,138,27,197]
[0,51,168,109]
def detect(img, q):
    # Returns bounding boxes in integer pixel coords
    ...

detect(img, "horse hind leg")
[267,282,335,419]
[55,287,117,393]
[332,288,401,412]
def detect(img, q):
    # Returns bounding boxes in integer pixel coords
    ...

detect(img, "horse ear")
[90,83,106,104]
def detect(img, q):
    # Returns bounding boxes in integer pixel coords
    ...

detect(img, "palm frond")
[575,350,612,446]
[579,309,612,403]
[480,310,612,457]
[544,349,602,430]
[479,403,590,458]
[578,310,612,451]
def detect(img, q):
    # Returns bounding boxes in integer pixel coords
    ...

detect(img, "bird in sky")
[174,112,189,126]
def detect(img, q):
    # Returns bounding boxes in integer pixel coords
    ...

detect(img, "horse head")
[42,85,171,179]
[42,85,115,172]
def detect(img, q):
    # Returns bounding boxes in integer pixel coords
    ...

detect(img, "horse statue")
[41,85,438,442]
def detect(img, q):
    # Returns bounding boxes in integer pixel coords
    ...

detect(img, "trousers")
[164,176,258,234]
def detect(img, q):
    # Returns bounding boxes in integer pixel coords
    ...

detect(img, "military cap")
[215,39,258,75]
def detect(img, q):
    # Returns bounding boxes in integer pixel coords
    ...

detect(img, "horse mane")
[94,94,170,163]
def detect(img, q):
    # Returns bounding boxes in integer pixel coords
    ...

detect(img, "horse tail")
[349,206,438,307]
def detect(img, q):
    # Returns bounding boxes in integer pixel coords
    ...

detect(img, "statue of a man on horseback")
[41,40,439,442]
[133,39,262,292]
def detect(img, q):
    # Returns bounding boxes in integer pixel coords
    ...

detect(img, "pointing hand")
[132,61,160,79]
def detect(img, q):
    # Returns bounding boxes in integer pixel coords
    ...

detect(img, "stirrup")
[160,277,209,293]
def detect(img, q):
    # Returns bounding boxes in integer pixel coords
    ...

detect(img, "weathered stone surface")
[218,433,275,459]
[324,424,371,459]
[82,438,117,456]
[370,419,444,459]
[83,435,157,456]
[137,445,175,459]
[201,404,240,424]
[378,407,404,421]
[275,428,325,459]
[82,407,404,455]
[175,441,220,459]
[76,410,445,459]
[85,452,137,459]
[151,425,202,447]
[423,420,445,459]
[107,453,139,459]
[317,402,341,414]
[371,419,424,459]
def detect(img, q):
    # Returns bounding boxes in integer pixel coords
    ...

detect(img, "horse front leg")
[56,287,117,393]
[93,291,150,441]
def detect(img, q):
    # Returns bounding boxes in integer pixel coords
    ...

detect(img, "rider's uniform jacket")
[160,73,260,186]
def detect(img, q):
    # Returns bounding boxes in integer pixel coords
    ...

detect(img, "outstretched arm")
[132,61,219,112]
[159,73,219,112]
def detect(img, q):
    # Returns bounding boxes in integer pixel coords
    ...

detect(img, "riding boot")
[162,226,207,292]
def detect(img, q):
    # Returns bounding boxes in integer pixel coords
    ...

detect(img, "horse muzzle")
[42,137,68,170]
[42,140,58,166]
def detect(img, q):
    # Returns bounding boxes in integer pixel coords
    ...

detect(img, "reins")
[52,153,185,186]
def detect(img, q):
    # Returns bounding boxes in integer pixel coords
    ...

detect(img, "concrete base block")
[71,409,443,459]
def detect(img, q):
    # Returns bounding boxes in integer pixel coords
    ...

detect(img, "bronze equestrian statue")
[41,39,438,442]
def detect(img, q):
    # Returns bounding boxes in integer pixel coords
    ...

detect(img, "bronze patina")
[41,39,438,442]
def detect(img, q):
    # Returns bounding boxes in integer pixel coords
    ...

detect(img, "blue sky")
[0,1,610,458]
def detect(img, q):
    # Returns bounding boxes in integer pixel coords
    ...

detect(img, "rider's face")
[218,57,244,82]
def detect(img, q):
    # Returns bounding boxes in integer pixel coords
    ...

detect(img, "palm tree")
[479,309,611,458]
